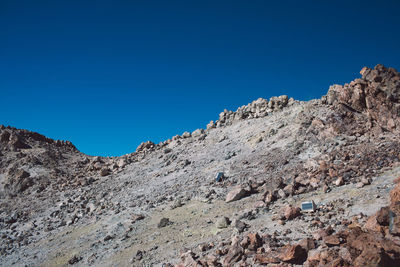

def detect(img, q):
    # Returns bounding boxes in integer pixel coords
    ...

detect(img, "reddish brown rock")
[225,186,249,203]
[306,248,341,266]
[277,244,307,264]
[376,207,390,226]
[330,258,351,267]
[254,253,280,264]
[389,205,400,236]
[205,254,219,266]
[364,214,384,233]
[298,238,315,252]
[346,227,400,265]
[306,248,323,263]
[326,65,400,133]
[319,160,328,172]
[246,233,262,251]
[324,234,341,247]
[390,184,400,204]
[222,246,244,265]
[389,184,400,236]
[329,168,338,178]
[282,205,301,220]
[353,248,392,267]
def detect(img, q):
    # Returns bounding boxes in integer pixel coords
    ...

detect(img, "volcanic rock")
[277,244,307,264]
[324,234,341,247]
[282,205,301,220]
[225,186,249,203]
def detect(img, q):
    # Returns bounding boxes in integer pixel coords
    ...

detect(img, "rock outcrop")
[209,95,296,129]
[325,64,400,133]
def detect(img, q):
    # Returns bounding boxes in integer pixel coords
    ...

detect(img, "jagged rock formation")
[325,64,400,133]
[0,65,400,267]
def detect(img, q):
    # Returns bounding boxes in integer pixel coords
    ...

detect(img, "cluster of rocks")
[302,177,400,266]
[207,95,295,129]
[224,180,298,208]
[171,65,400,266]
[222,131,400,209]
[136,128,208,153]
[131,95,296,156]
[295,137,400,194]
[256,98,400,205]
[86,156,132,177]
[175,178,400,266]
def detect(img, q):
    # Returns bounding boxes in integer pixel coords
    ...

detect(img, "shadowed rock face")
[1,65,400,266]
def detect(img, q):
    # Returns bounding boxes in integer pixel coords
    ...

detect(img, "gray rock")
[158,218,171,228]
[233,219,248,233]
[216,216,230,229]
[192,129,204,138]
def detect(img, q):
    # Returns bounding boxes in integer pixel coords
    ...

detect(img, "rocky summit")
[1,64,400,267]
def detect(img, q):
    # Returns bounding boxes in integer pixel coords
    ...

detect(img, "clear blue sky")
[1,0,399,156]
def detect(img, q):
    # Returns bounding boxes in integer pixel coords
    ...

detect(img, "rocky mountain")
[1,64,400,266]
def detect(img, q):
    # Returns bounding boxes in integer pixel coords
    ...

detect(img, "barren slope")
[1,64,400,266]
